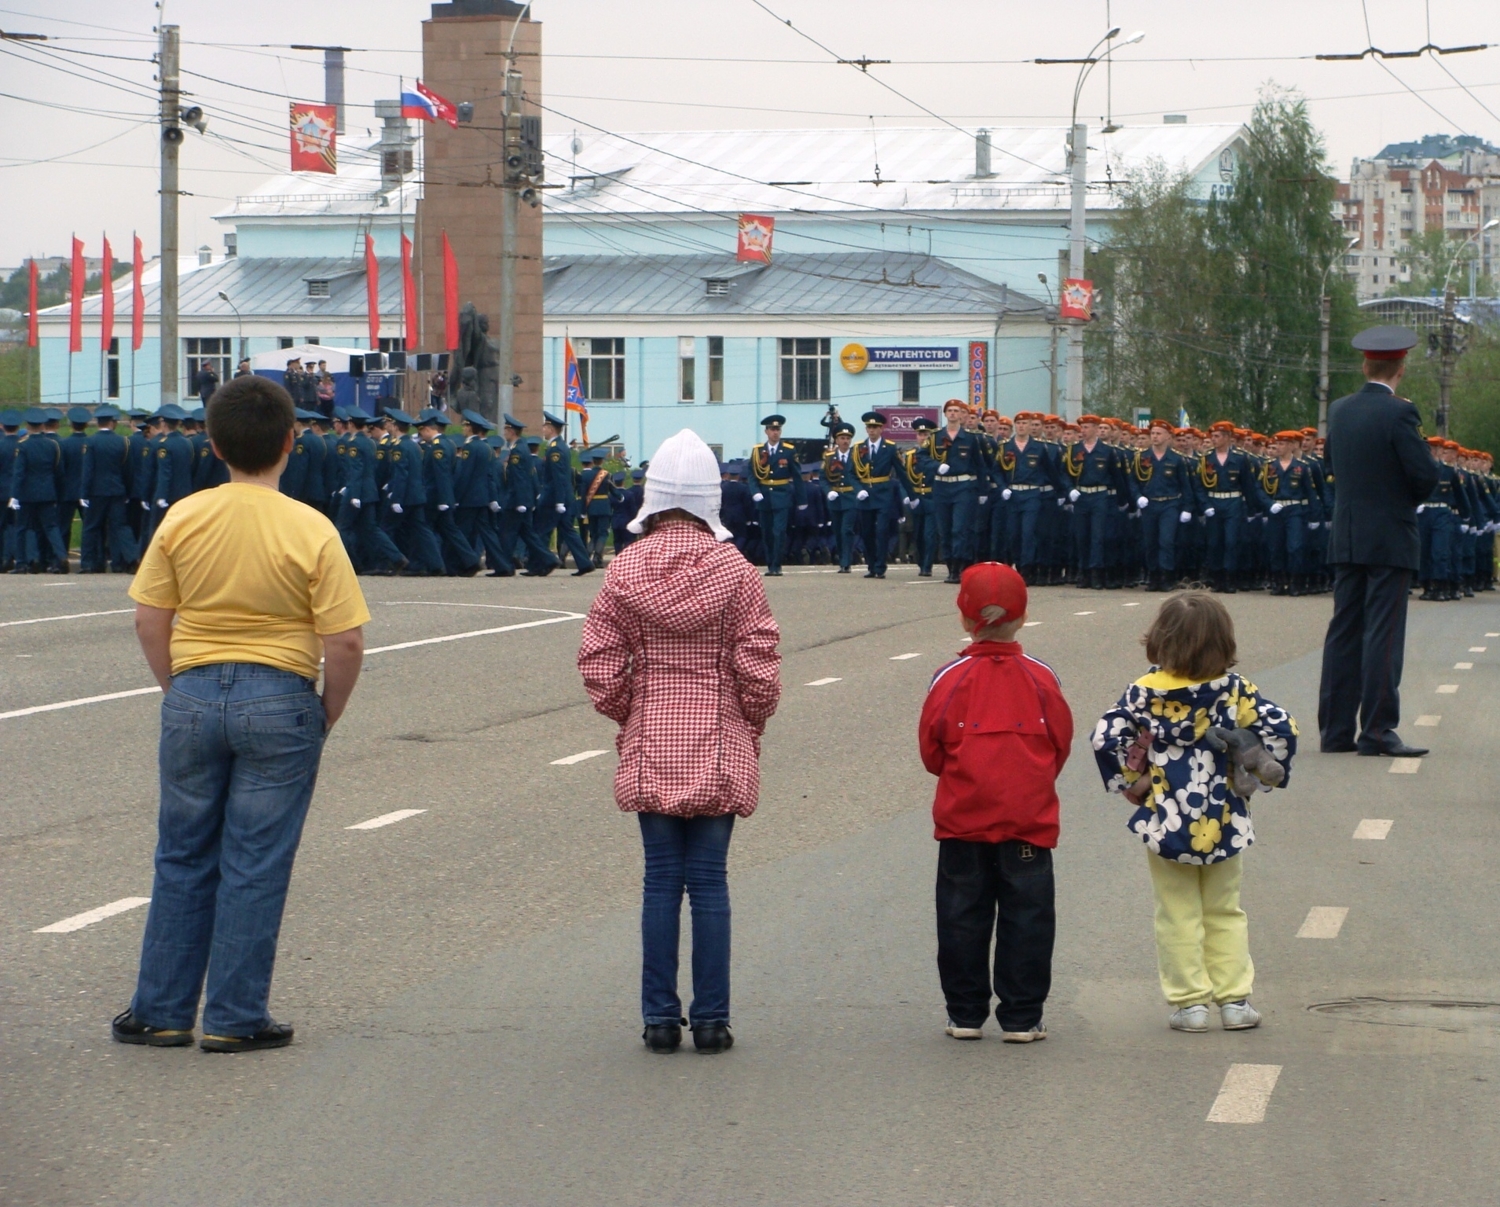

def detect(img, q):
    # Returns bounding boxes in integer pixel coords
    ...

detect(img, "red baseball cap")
[956,561,1027,624]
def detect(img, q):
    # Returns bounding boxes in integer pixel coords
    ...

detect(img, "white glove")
[798,504,807,511]
[826,490,838,502]
[437,503,450,511]
[937,463,951,475]
[79,499,89,508]
[978,495,988,505]
[6,498,18,511]
[555,503,567,514]
[905,497,919,509]
[1203,506,1215,518]
[1068,489,1080,502]
[351,498,362,509]
[1308,521,1319,530]
[1269,502,1283,515]
[339,487,347,496]
[516,505,527,513]
[752,492,764,502]
[1179,511,1192,524]
[488,500,501,513]
[856,490,869,501]
[391,503,403,514]
[156,498,168,509]
[1057,498,1066,508]
[1001,488,1012,501]
[1136,496,1149,510]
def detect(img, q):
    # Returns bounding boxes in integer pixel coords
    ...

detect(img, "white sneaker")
[1000,1023,1047,1044]
[1168,1004,1210,1033]
[944,1020,984,1040]
[1220,999,1262,1030]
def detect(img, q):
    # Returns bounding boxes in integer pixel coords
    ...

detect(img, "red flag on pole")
[365,234,380,347]
[442,231,459,351]
[100,236,115,352]
[69,235,84,353]
[401,233,419,350]
[131,235,145,352]
[26,259,38,348]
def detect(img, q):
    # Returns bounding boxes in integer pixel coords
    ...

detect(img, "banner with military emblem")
[289,102,337,174]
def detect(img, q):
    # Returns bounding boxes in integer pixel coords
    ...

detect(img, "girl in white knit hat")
[577,430,783,1054]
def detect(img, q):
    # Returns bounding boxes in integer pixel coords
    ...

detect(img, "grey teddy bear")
[1204,726,1285,799]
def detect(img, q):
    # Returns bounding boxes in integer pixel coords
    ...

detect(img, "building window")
[183,337,231,397]
[707,443,723,461]
[304,336,320,346]
[779,337,830,402]
[378,337,406,353]
[678,336,695,402]
[279,337,294,349]
[306,279,330,298]
[106,337,120,399]
[900,370,920,403]
[708,336,724,402]
[576,337,625,401]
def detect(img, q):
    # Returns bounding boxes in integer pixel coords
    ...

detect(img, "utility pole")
[1065,122,1086,422]
[498,61,520,426]
[1317,293,1331,436]
[1437,285,1457,437]
[1048,323,1059,413]
[159,24,180,408]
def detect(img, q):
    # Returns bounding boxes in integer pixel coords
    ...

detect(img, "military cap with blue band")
[760,413,786,427]
[67,406,93,425]
[461,409,495,430]
[542,410,565,427]
[502,412,524,430]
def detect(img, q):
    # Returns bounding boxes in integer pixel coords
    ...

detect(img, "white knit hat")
[627,428,730,541]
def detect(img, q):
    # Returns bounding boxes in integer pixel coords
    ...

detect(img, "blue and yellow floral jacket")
[1091,670,1297,864]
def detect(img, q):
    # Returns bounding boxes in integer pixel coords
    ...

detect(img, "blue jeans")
[637,812,735,1027]
[132,663,326,1037]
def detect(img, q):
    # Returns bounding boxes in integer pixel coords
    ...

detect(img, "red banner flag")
[364,234,380,348]
[27,259,37,348]
[1059,278,1094,322]
[736,213,774,264]
[401,233,419,349]
[68,235,84,353]
[131,234,145,352]
[289,102,338,174]
[442,231,459,351]
[100,236,115,353]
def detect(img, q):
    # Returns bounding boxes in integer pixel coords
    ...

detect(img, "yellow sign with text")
[840,343,869,374]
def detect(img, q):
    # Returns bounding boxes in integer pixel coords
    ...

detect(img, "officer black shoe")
[943,569,960,584]
[112,1009,194,1047]
[571,566,594,577]
[1463,582,1475,598]
[643,1023,682,1054]
[200,1020,294,1053]
[692,1023,734,1054]
[918,570,932,577]
[485,569,516,577]
[1419,583,1440,601]
[837,566,851,574]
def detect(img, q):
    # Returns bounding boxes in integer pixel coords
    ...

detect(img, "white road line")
[1206,1064,1282,1124]
[1297,906,1349,939]
[1436,684,1459,694]
[551,749,607,766]
[804,677,842,687]
[1073,610,1095,616]
[1122,602,1141,607]
[1415,715,1441,726]
[1454,662,1473,670]
[1487,632,1499,637]
[1353,818,1393,840]
[346,809,426,831]
[889,652,923,661]
[35,896,150,934]
[1,613,587,722]
[42,582,77,588]
[0,608,134,629]
[1024,621,1042,627]
[1389,758,1421,774]
[1470,646,1487,653]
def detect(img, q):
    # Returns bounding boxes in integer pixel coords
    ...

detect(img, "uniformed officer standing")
[0,411,20,569]
[820,422,858,572]
[1131,417,1195,591]
[58,406,91,553]
[1062,414,1125,589]
[1319,326,1439,758]
[8,408,69,572]
[1257,430,1318,596]
[997,410,1064,583]
[578,449,618,565]
[930,399,987,583]
[338,411,406,574]
[749,414,806,576]
[380,409,445,575]
[537,411,594,576]
[901,417,940,577]
[418,408,480,576]
[852,411,905,579]
[1417,436,1469,601]
[498,415,560,575]
[78,404,138,572]
[150,404,195,522]
[1198,420,1257,593]
[454,410,514,576]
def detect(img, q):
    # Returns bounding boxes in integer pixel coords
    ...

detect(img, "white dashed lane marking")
[1487,632,1499,637]
[35,896,151,934]
[0,686,163,722]
[347,809,427,831]
[889,653,923,661]
[1122,602,1141,607]
[1206,1064,1282,1124]
[1454,662,1473,670]
[1389,759,1421,774]
[551,750,607,766]
[1436,684,1459,694]
[1297,906,1349,939]
[804,677,842,687]
[1024,621,1042,627]
[1353,819,1393,840]
[1073,611,1095,616]
[0,608,134,629]
[1415,715,1441,726]
[1470,646,1487,653]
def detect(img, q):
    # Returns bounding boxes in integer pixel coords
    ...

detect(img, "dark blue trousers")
[1205,497,1244,574]
[1318,563,1411,751]
[757,503,790,572]
[1005,489,1044,567]
[1140,499,1181,573]
[1070,491,1111,570]
[932,483,977,566]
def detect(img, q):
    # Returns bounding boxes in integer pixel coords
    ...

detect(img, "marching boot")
[1289,574,1304,597]
[943,562,960,585]
[1462,578,1475,598]
[1270,573,1289,597]
[1091,567,1105,589]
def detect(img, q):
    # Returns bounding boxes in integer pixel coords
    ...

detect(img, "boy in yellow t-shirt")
[113,375,369,1054]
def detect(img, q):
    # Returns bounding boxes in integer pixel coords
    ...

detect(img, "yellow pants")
[1146,852,1254,1007]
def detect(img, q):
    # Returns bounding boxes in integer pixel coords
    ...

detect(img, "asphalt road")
[2,566,1497,1205]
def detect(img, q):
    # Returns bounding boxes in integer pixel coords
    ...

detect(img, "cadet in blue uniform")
[79,404,138,572]
[928,399,987,583]
[900,417,940,577]
[852,411,905,579]
[1257,430,1319,596]
[996,410,1065,583]
[418,408,480,576]
[150,403,195,523]
[820,422,858,572]
[454,410,514,576]
[578,449,618,564]
[498,415,560,576]
[749,413,806,576]
[537,410,594,576]
[58,406,91,555]
[338,410,406,575]
[0,411,20,569]
[381,408,445,575]
[8,408,69,572]
[1061,413,1126,590]
[1197,420,1257,593]
[1130,417,1195,591]
[1418,436,1468,601]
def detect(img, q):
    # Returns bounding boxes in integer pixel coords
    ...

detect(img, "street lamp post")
[1436,217,1500,437]
[217,291,245,364]
[1317,234,1360,436]
[1039,28,1143,422]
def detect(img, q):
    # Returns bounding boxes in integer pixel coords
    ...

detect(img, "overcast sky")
[3,0,1499,270]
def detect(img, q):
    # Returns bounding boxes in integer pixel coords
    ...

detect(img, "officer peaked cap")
[861,411,888,426]
[67,406,93,425]
[24,406,48,424]
[760,413,787,427]
[1351,325,1418,360]
[541,411,565,427]
[502,413,524,430]
[462,409,495,430]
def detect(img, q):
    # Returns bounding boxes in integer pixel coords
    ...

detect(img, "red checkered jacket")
[578,520,782,817]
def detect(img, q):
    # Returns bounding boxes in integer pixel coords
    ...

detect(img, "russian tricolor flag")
[401,81,458,128]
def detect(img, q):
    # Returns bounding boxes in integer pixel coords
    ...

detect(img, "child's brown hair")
[1142,591,1238,681]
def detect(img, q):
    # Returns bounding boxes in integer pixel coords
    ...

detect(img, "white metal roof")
[542,124,1245,218]
[213,143,419,223]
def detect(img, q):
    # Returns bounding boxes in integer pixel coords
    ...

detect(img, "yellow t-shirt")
[130,483,371,680]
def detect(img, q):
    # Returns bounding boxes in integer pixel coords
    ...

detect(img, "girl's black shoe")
[642,1023,682,1054]
[692,1023,733,1054]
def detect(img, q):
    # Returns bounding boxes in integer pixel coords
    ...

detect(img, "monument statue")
[452,365,481,418]
[454,301,501,423]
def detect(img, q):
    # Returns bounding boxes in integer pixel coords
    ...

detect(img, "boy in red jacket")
[919,562,1073,1042]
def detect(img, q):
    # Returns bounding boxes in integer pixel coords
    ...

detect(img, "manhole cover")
[1308,997,1500,1034]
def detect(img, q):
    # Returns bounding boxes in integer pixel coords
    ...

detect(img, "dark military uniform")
[79,406,138,572]
[8,411,68,572]
[749,415,805,575]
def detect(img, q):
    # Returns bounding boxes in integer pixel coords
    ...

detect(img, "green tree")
[0,262,130,314]
[1391,228,1495,298]
[1387,325,1500,453]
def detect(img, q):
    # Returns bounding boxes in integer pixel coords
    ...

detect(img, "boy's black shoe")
[692,1023,733,1053]
[642,1023,682,1054]
[111,1009,194,1047]
[200,1020,294,1053]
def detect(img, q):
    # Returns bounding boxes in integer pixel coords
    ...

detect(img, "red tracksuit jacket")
[918,640,1073,847]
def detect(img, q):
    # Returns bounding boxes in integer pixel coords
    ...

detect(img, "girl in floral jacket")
[1092,592,1297,1033]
